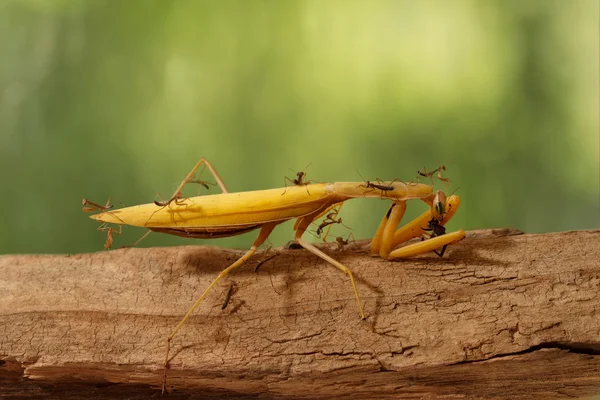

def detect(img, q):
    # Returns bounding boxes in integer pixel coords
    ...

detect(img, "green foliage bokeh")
[0,0,598,254]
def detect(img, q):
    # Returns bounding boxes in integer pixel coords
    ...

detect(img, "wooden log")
[1,229,599,399]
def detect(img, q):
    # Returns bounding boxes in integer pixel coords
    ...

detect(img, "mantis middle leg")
[294,216,365,319]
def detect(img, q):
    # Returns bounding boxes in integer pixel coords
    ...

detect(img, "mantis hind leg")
[162,222,277,394]
[294,217,365,319]
[160,158,230,206]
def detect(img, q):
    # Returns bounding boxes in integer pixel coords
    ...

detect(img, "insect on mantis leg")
[162,222,278,394]
[389,194,460,247]
[386,195,464,259]
[157,158,230,206]
[294,217,365,320]
[387,230,465,259]
[390,208,434,248]
[320,203,344,242]
[307,202,343,226]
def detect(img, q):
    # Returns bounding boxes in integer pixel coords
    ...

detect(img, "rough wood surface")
[1,228,599,399]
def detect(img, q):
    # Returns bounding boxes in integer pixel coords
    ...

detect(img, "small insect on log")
[253,251,279,272]
[284,240,304,250]
[221,282,237,310]
[335,232,355,251]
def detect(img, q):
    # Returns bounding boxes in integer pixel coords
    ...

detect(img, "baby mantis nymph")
[97,222,121,250]
[356,170,398,196]
[221,281,236,310]
[82,198,113,213]
[85,157,465,393]
[417,165,451,185]
[335,232,355,251]
[283,163,317,195]
[253,247,279,272]
[316,212,345,237]
[363,180,394,192]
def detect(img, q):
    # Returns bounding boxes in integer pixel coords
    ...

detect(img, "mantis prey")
[85,158,465,393]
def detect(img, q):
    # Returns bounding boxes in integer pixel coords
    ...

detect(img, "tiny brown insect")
[417,165,451,185]
[82,198,113,213]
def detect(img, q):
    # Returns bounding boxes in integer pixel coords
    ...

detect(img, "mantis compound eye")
[433,190,447,220]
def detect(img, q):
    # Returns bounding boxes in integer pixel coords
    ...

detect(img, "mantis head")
[432,190,447,221]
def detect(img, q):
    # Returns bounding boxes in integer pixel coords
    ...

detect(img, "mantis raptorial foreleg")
[157,158,229,207]
[162,222,278,394]
[294,216,365,320]
[370,195,464,259]
[390,195,460,247]
[387,230,465,259]
[377,201,407,258]
[369,203,395,255]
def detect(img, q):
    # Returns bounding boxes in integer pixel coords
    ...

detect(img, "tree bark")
[1,229,599,399]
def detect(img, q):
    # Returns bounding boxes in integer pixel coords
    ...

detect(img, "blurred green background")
[0,0,598,255]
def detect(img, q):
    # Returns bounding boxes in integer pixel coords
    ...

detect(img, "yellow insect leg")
[387,230,465,259]
[383,195,463,259]
[163,158,230,206]
[294,218,365,319]
[369,203,393,256]
[391,208,432,247]
[369,201,406,258]
[377,201,407,259]
[391,194,461,248]
[162,222,277,394]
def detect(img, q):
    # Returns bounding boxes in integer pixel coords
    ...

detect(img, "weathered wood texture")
[1,229,599,399]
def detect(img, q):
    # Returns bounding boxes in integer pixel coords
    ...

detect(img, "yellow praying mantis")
[85,158,465,393]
